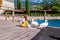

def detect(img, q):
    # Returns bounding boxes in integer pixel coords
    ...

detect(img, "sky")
[21,0,42,3]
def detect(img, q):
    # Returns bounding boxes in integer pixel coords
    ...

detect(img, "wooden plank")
[1,28,31,40]
[13,29,40,40]
[0,27,20,36]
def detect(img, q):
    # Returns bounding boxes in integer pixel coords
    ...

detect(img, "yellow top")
[20,21,28,27]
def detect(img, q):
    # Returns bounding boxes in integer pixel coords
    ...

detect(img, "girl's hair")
[24,15,28,21]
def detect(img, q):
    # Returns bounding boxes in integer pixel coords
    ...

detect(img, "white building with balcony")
[0,0,14,14]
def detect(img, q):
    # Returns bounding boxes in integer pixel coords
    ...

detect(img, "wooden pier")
[0,20,40,40]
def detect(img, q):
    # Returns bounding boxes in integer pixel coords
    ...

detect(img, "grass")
[29,13,44,16]
[29,13,60,16]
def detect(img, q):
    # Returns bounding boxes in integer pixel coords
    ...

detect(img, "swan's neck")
[32,19,34,21]
[32,20,34,21]
[45,20,48,23]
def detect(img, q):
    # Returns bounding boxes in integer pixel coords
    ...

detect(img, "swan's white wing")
[39,22,48,28]
[31,21,35,24]
[34,22,39,25]
[31,21,39,25]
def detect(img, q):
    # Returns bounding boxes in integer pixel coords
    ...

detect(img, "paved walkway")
[0,20,40,40]
[0,16,60,21]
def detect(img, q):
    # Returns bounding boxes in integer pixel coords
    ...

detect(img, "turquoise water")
[28,19,60,28]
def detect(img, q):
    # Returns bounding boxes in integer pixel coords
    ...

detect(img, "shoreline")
[28,16,60,20]
[0,16,60,21]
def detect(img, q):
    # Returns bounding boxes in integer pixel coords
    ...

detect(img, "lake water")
[28,19,60,28]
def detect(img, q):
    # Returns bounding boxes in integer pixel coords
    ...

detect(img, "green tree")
[49,0,60,8]
[33,6,43,10]
[50,0,58,6]
[25,0,30,15]
[49,0,60,13]
[41,0,49,10]
[51,6,60,13]
[17,0,22,10]
[41,0,60,10]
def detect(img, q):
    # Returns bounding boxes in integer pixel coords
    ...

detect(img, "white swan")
[31,19,39,26]
[39,20,48,28]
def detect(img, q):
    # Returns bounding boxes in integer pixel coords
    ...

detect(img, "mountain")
[14,0,42,9]
[21,1,41,9]
[21,0,42,3]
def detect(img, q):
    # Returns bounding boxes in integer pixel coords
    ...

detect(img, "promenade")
[0,16,60,21]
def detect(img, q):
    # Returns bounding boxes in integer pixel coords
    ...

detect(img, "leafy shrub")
[51,6,60,13]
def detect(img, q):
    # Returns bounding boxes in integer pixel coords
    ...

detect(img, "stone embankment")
[0,16,60,21]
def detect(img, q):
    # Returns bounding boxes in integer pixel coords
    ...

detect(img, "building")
[0,0,14,14]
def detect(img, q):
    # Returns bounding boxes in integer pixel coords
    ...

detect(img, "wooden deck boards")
[0,20,40,40]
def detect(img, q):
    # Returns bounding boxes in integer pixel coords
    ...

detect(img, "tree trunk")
[44,10,46,21]
[5,12,7,20]
[12,11,15,22]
